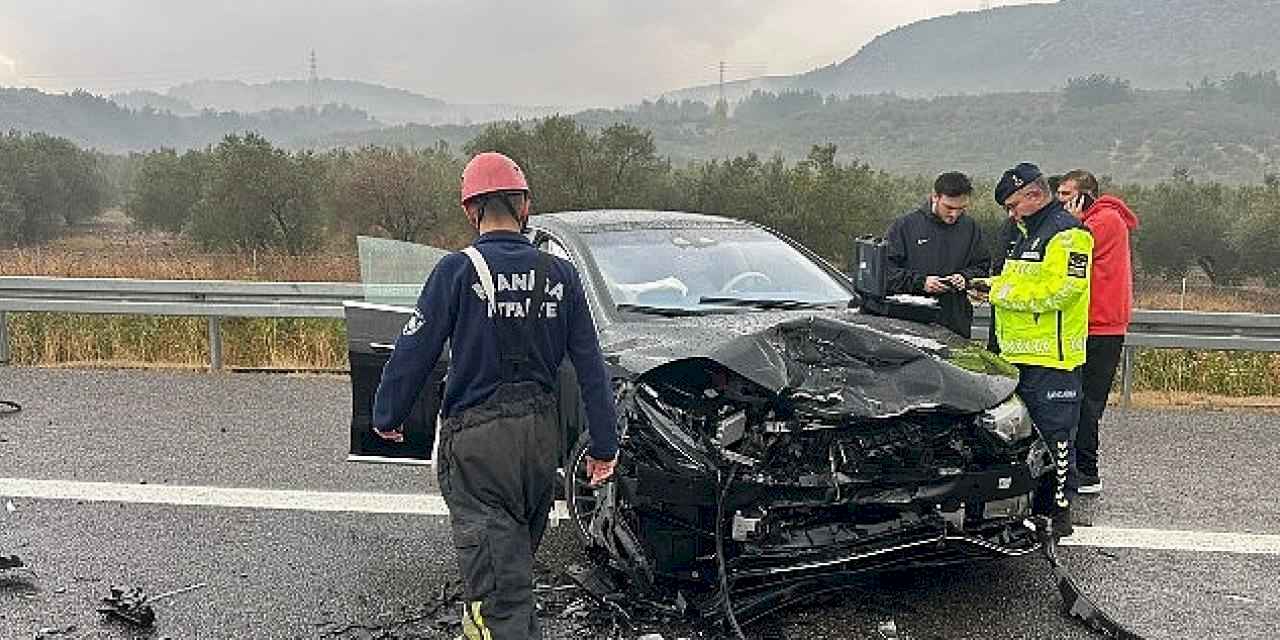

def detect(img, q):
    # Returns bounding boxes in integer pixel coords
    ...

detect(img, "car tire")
[563,432,598,547]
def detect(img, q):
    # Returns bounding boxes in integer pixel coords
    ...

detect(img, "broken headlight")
[978,395,1033,443]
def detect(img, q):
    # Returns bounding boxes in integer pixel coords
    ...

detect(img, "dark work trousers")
[1016,365,1082,511]
[438,382,560,640]
[1076,335,1125,479]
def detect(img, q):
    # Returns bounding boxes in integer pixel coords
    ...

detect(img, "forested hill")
[7,78,1280,183]
[664,0,1280,102]
[165,79,562,126]
[322,82,1280,184]
[0,87,379,152]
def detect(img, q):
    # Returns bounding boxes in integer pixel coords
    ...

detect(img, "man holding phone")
[973,162,1093,538]
[883,171,991,338]
[1058,170,1139,495]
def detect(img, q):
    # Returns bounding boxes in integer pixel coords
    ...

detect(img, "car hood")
[600,309,1017,418]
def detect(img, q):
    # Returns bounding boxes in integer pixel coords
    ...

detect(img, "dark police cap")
[994,162,1043,205]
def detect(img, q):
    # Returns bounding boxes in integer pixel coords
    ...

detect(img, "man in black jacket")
[884,172,991,338]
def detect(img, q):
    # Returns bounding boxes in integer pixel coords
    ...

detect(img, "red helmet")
[460,152,528,205]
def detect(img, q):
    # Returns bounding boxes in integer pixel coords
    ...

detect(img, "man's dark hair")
[1061,169,1100,197]
[466,190,527,221]
[933,172,973,197]
[1047,175,1063,193]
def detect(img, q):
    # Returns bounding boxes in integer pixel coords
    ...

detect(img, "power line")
[309,50,319,108]
[718,60,725,105]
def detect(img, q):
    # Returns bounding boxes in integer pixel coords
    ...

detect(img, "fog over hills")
[663,0,1280,102]
[109,79,561,126]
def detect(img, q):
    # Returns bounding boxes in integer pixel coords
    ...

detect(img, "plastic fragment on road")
[97,587,158,628]
[564,562,623,602]
[97,582,207,628]
[1035,518,1147,639]
[34,626,76,639]
[877,618,902,639]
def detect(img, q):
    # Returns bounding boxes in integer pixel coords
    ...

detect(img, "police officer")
[371,152,619,640]
[977,162,1093,538]
[883,171,991,338]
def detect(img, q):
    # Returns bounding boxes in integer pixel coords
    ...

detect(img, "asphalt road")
[1,367,1278,639]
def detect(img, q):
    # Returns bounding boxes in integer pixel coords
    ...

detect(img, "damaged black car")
[343,210,1054,624]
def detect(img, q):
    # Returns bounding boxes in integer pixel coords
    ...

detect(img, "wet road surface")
[2,367,1277,639]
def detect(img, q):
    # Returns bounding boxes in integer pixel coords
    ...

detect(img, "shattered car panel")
[602,312,1018,419]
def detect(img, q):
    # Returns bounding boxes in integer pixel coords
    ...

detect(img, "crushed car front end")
[568,314,1052,614]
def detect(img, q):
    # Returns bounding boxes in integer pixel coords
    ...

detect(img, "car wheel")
[563,432,599,546]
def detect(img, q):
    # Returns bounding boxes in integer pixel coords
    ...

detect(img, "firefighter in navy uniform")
[974,162,1093,538]
[371,152,619,640]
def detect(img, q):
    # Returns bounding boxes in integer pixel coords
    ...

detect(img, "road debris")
[34,626,76,639]
[98,587,158,628]
[1220,593,1257,605]
[877,618,902,639]
[0,399,20,416]
[97,582,207,628]
[319,517,1142,640]
[0,555,24,571]
[317,580,465,638]
[1036,518,1146,639]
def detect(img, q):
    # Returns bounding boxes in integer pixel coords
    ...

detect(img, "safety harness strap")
[462,247,497,318]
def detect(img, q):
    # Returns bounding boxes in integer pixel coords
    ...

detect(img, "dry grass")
[0,242,359,282]
[0,210,359,281]
[1132,349,1280,397]
[1131,282,1280,398]
[1135,280,1280,313]
[1,212,352,369]
[1125,390,1280,411]
[5,314,347,369]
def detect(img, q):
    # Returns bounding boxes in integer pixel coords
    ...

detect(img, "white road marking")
[0,478,568,520]
[1060,526,1280,555]
[2,478,1276,554]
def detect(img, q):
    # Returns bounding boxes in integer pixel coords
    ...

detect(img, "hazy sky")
[0,0,1053,107]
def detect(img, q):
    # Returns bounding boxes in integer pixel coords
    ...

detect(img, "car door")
[344,232,591,468]
[532,230,591,468]
[345,236,451,465]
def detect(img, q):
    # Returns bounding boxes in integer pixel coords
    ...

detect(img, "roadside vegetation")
[2,121,1279,395]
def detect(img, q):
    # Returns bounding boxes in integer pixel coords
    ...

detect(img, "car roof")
[533,209,753,234]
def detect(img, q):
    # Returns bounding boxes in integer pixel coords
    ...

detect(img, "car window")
[536,233,573,262]
[581,227,851,308]
[356,235,449,307]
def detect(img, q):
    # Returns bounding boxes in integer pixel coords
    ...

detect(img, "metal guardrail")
[971,307,1280,405]
[1,277,1278,404]
[0,277,365,370]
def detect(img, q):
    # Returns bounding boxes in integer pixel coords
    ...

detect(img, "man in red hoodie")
[1058,170,1140,495]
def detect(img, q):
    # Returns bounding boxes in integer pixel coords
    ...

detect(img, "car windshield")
[582,226,852,310]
